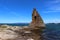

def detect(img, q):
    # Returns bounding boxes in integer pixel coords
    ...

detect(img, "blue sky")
[0,0,60,23]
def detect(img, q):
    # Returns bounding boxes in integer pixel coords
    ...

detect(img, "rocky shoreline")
[0,9,45,40]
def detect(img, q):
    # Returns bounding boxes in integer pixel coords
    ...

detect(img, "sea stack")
[28,8,45,40]
[29,8,45,29]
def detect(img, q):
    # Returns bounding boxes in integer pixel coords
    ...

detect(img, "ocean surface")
[42,23,60,40]
[0,23,60,40]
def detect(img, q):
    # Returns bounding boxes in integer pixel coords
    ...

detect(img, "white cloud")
[44,19,60,23]
[49,6,60,11]
[46,0,60,4]
[48,0,60,10]
[41,10,60,13]
[42,11,57,13]
[43,0,60,13]
[50,0,60,4]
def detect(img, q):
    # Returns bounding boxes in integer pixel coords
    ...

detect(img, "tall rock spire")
[29,8,45,29]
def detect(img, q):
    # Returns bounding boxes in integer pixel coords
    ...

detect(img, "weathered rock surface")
[29,8,45,29]
[0,26,20,40]
[0,25,33,40]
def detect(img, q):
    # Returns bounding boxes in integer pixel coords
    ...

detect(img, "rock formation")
[29,8,45,29]
[28,8,45,40]
[0,8,45,40]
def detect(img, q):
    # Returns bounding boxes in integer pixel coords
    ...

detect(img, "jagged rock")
[28,8,45,40]
[29,8,45,29]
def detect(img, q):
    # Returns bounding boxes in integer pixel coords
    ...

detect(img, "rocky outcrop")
[29,8,45,29]
[28,8,45,40]
[0,8,45,40]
